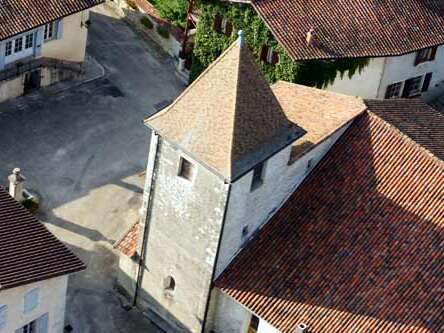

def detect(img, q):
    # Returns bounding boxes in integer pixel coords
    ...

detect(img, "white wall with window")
[378,45,444,101]
[215,122,351,278]
[0,275,68,333]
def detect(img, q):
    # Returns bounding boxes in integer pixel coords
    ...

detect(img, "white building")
[231,0,444,101]
[0,0,103,103]
[0,180,85,333]
[116,33,444,333]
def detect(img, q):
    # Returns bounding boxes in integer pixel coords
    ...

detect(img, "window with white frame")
[14,36,23,53]
[385,81,403,99]
[24,288,40,314]
[44,21,57,41]
[25,33,34,49]
[5,40,12,57]
[260,45,279,65]
[402,75,423,97]
[0,305,7,329]
[16,314,48,333]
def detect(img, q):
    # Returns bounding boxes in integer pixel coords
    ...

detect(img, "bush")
[126,0,138,10]
[140,16,153,29]
[151,0,188,28]
[157,25,170,39]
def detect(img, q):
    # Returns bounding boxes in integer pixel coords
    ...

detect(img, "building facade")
[0,0,103,103]
[0,174,85,333]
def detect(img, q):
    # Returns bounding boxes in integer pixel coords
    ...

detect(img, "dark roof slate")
[0,187,85,290]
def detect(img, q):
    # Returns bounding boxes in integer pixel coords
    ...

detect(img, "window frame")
[5,40,12,57]
[14,36,23,53]
[414,46,438,65]
[402,74,425,98]
[25,33,34,50]
[260,45,279,65]
[44,21,57,41]
[385,81,404,99]
[24,288,40,314]
[0,305,7,329]
[250,162,266,191]
[178,157,195,181]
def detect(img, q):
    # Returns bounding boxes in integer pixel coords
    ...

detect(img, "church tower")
[135,32,303,332]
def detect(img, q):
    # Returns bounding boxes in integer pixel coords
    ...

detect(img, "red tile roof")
[115,222,139,257]
[365,99,444,161]
[0,0,104,41]
[252,0,444,60]
[216,111,444,333]
[0,187,85,290]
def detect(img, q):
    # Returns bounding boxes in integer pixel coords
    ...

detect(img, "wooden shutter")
[260,45,268,62]
[37,313,49,333]
[402,79,411,98]
[385,84,394,99]
[24,288,39,314]
[0,305,6,329]
[213,15,222,33]
[414,51,422,66]
[225,22,233,36]
[430,46,438,61]
[271,50,280,65]
[422,72,433,92]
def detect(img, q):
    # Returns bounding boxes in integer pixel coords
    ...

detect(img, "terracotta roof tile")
[0,187,85,290]
[145,39,303,180]
[115,222,139,257]
[216,110,444,333]
[252,0,444,60]
[0,0,104,41]
[365,99,444,162]
[272,81,367,159]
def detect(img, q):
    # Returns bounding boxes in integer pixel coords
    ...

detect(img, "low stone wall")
[106,0,183,59]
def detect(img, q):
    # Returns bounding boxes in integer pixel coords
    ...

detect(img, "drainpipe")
[133,131,160,306]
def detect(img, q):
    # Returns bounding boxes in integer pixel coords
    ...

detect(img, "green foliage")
[151,0,188,28]
[140,16,154,29]
[157,25,170,39]
[191,1,369,87]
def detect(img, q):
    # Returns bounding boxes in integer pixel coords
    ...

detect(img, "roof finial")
[237,30,245,47]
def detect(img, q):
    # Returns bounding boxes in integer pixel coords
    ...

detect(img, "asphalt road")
[0,4,184,332]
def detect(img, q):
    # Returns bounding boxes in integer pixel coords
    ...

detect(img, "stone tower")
[135,32,303,332]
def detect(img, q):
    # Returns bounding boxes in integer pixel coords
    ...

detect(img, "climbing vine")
[191,1,369,88]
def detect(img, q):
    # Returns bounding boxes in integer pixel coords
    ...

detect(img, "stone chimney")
[306,28,317,46]
[8,168,26,202]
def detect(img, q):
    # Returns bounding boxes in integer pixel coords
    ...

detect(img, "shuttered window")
[0,305,7,329]
[414,46,438,66]
[24,288,40,314]
[260,45,279,65]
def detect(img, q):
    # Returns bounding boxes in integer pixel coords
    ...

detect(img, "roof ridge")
[229,42,243,170]
[145,41,240,123]
[368,111,444,167]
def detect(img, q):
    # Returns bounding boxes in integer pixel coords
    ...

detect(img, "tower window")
[248,314,259,333]
[164,276,176,298]
[178,157,194,180]
[250,162,265,191]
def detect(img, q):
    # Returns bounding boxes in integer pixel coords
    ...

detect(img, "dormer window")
[260,45,279,65]
[414,46,438,66]
[178,157,194,181]
[214,15,233,36]
[250,162,265,191]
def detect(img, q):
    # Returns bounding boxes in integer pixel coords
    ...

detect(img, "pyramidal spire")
[145,37,303,180]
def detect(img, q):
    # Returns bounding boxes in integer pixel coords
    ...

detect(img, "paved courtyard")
[0,4,184,332]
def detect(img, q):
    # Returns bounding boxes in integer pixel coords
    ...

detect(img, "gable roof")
[272,81,366,159]
[0,187,85,290]
[145,38,303,180]
[252,0,444,60]
[0,0,103,41]
[216,108,444,332]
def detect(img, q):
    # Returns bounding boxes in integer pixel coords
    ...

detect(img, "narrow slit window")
[248,314,259,333]
[178,157,194,180]
[250,162,265,191]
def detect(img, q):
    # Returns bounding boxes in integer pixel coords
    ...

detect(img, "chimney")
[306,28,317,46]
[295,323,309,333]
[8,168,26,202]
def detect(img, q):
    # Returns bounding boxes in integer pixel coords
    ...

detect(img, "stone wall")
[137,137,230,332]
